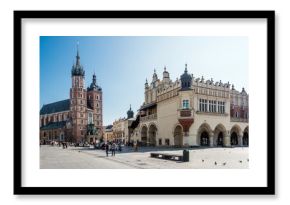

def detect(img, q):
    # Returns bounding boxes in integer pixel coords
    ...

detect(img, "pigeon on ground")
[214,161,217,165]
[202,159,204,162]
[239,160,242,163]
[223,162,226,166]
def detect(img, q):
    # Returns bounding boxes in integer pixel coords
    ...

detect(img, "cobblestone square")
[40,145,249,169]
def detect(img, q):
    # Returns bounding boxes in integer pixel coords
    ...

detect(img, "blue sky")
[40,36,248,125]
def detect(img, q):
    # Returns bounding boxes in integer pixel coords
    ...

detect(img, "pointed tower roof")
[180,63,192,91]
[88,73,102,91]
[152,68,158,82]
[71,42,85,77]
[127,104,134,119]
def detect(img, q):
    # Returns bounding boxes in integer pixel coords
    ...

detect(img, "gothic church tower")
[87,73,103,135]
[70,45,87,142]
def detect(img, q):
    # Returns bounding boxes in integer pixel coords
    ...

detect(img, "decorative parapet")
[230,117,248,123]
[140,113,157,122]
[178,109,194,118]
[196,111,229,117]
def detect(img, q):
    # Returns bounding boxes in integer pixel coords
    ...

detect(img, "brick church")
[39,46,103,144]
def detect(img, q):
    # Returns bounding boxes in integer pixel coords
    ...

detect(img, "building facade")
[132,65,249,147]
[112,105,135,144]
[40,46,103,143]
[103,125,114,142]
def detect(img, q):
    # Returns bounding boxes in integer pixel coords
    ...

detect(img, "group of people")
[39,140,69,149]
[105,142,123,157]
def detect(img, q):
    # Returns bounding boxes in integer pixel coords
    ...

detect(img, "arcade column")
[224,131,231,147]
[209,132,214,147]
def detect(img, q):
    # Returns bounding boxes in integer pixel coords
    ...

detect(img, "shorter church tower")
[87,73,103,135]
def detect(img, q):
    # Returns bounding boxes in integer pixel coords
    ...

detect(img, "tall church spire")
[76,42,80,66]
[93,72,97,85]
[71,42,85,77]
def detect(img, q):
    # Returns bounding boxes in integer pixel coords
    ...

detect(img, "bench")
[150,152,183,161]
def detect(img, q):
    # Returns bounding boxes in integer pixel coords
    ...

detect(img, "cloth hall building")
[39,47,103,143]
[131,65,249,147]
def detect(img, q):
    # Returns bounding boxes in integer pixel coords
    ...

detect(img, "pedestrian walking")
[105,143,109,157]
[134,141,138,152]
[111,142,116,156]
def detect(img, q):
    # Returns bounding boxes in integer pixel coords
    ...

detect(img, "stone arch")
[173,125,183,147]
[243,126,249,146]
[141,125,148,146]
[197,123,212,146]
[148,123,158,146]
[230,125,242,146]
[213,124,227,147]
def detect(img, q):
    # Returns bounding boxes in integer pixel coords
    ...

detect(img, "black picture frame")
[14,10,275,195]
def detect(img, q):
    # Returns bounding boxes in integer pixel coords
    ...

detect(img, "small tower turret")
[145,78,149,89]
[152,69,158,82]
[162,66,170,83]
[127,104,134,119]
[180,63,192,91]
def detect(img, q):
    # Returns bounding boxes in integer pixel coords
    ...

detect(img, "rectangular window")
[222,102,225,114]
[209,100,212,112]
[182,100,189,109]
[217,101,225,113]
[199,99,209,112]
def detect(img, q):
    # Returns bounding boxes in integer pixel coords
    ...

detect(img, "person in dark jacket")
[105,143,109,157]
[111,142,116,156]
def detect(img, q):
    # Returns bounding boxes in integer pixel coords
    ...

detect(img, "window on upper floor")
[182,100,189,109]
[218,101,225,114]
[199,99,207,112]
[209,100,216,112]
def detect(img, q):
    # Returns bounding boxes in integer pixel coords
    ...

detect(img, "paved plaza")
[40,145,249,169]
